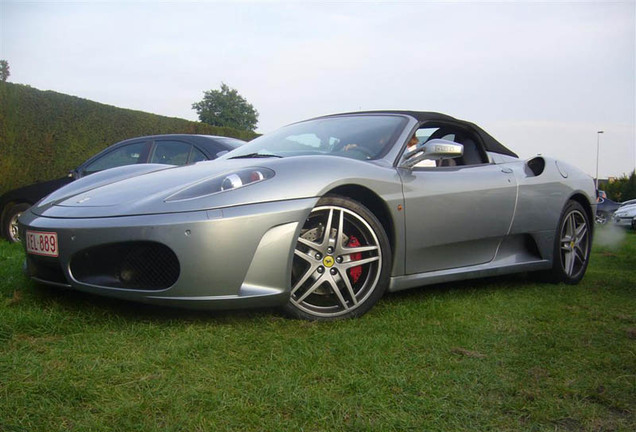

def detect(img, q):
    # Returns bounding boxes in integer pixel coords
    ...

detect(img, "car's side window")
[414,127,439,143]
[189,147,207,163]
[83,142,146,175]
[415,126,487,168]
[457,135,487,165]
[411,127,439,167]
[150,141,192,166]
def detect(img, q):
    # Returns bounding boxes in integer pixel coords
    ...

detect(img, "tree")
[0,60,9,82]
[192,83,258,131]
[605,170,636,202]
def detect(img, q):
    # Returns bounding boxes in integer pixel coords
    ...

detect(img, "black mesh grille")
[70,242,180,290]
[26,255,68,285]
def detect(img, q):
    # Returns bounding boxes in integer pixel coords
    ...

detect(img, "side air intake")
[525,157,545,177]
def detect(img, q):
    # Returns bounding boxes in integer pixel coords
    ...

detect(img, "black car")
[596,197,621,224]
[1,134,245,242]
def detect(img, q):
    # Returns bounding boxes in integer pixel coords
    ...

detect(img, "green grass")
[1,229,634,431]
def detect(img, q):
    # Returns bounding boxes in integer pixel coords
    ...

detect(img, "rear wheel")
[284,195,391,320]
[544,200,592,284]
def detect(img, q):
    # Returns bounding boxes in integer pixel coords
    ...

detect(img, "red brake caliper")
[347,236,362,283]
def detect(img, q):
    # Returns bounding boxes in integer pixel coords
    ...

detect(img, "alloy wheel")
[559,208,590,279]
[9,212,22,242]
[290,203,385,319]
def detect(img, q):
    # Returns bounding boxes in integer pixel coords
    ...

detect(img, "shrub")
[0,82,258,195]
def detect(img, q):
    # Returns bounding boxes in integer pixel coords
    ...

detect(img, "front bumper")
[19,198,317,309]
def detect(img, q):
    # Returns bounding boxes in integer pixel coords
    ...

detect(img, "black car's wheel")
[3,203,30,243]
[595,211,608,225]
[544,200,592,284]
[284,195,391,320]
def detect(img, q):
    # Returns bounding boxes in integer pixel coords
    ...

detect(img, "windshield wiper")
[229,153,283,159]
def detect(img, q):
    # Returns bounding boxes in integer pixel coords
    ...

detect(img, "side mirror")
[68,169,79,179]
[401,139,463,169]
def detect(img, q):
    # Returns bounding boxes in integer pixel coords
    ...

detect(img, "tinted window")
[214,137,246,149]
[415,127,439,144]
[84,142,145,174]
[190,147,207,163]
[150,141,192,166]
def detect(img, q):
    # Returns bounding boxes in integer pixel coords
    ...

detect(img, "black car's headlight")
[165,168,275,202]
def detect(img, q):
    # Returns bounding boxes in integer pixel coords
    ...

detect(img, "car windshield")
[223,115,407,160]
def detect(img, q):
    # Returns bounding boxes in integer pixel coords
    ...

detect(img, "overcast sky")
[2,0,635,179]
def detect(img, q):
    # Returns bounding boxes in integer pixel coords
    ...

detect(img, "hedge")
[0,82,258,195]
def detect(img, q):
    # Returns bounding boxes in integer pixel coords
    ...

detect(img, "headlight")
[166,168,275,201]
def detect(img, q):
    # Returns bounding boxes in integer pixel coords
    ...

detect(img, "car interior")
[414,124,489,167]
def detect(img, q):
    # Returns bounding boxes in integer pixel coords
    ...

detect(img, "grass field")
[1,228,634,431]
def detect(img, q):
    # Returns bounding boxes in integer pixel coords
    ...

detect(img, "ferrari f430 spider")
[20,111,596,320]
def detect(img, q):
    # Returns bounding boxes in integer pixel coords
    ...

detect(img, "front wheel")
[284,195,391,320]
[543,200,592,284]
[3,203,31,243]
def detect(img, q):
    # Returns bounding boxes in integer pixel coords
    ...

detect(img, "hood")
[31,156,401,219]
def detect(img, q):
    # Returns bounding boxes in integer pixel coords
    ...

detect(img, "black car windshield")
[224,115,407,161]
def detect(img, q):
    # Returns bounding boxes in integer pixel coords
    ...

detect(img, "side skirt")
[388,259,551,293]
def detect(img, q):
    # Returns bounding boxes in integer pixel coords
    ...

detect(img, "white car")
[619,198,636,208]
[613,203,636,229]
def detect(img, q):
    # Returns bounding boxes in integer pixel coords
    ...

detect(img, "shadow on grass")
[24,270,540,325]
[26,280,280,324]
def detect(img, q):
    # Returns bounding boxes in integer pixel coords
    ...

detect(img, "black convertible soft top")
[324,110,519,158]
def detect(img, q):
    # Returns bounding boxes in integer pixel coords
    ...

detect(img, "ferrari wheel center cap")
[323,256,335,267]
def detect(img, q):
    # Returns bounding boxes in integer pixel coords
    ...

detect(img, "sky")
[1,0,635,179]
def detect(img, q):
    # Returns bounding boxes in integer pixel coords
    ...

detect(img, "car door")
[399,127,517,274]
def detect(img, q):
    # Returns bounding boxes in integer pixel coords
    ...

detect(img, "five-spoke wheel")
[545,200,592,284]
[284,195,390,320]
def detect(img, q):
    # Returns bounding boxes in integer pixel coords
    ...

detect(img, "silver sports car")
[19,111,596,320]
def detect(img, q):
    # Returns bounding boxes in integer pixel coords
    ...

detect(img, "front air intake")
[70,242,180,290]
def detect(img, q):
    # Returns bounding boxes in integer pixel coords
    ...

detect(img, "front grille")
[26,255,68,285]
[70,242,180,290]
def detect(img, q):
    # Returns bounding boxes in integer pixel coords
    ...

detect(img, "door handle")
[501,167,513,174]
